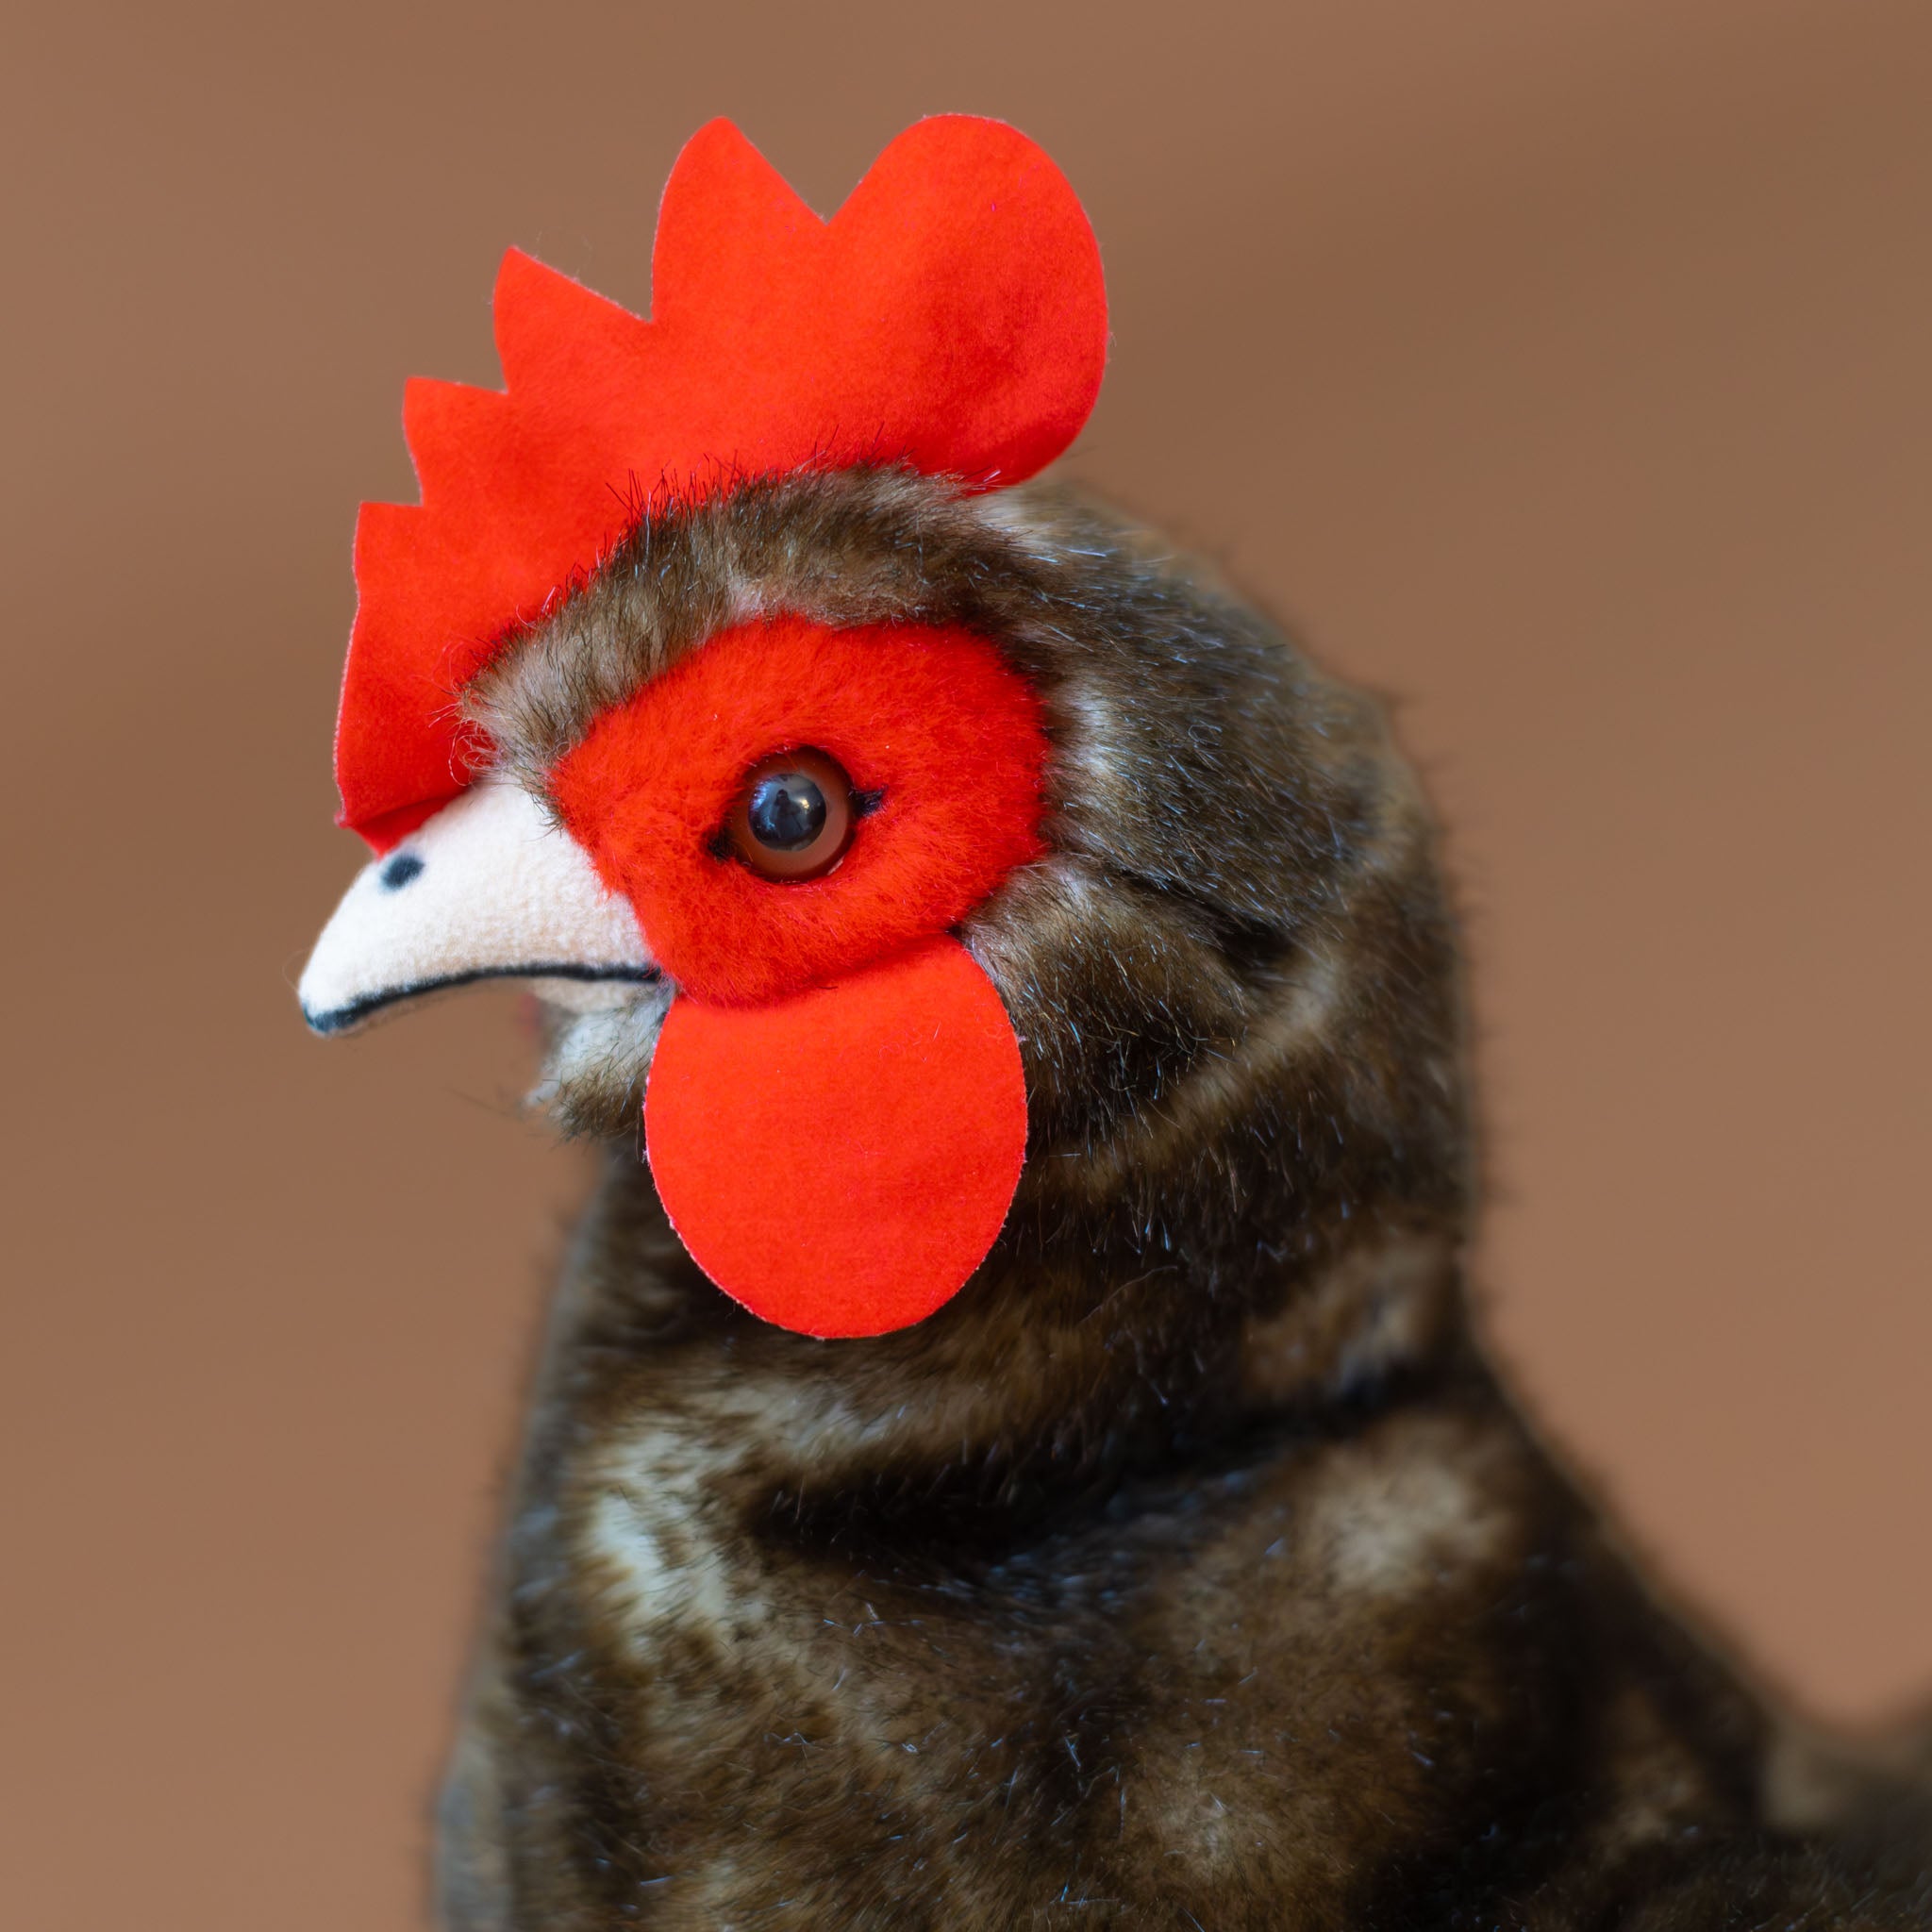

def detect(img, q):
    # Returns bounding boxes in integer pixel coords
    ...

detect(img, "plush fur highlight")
[545,614,1047,1006]
[433,467,1932,1929]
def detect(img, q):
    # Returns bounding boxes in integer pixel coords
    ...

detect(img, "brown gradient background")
[3,2,1928,1924]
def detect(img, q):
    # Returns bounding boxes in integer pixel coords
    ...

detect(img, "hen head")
[301,120,1470,1351]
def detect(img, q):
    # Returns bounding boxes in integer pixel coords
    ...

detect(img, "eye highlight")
[725,748,857,880]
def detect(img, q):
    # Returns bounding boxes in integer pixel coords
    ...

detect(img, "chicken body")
[345,471,1926,1928]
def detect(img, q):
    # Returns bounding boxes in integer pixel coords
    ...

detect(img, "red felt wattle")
[549,614,1049,1008]
[644,936,1027,1338]
[335,115,1107,851]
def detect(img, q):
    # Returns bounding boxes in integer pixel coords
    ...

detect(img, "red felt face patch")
[547,614,1050,1007]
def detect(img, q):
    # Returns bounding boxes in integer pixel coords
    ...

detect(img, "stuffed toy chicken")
[302,118,1930,1929]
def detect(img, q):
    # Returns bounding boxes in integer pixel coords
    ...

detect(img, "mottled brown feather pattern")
[432,470,1929,1927]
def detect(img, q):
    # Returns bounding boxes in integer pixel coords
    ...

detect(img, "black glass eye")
[725,748,857,881]
[746,771,827,852]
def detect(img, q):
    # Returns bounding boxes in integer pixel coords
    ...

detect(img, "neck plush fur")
[438,470,1930,1930]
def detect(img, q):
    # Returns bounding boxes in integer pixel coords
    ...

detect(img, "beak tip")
[298,987,361,1036]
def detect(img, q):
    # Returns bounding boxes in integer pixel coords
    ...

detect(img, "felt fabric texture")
[335,114,1107,852]
[548,613,1049,1008]
[299,771,654,1035]
[644,935,1027,1338]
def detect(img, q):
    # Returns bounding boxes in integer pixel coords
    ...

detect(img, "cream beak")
[300,771,657,1035]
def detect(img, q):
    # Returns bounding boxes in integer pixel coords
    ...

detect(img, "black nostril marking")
[380,853,425,891]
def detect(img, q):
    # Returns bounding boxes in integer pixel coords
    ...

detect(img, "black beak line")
[303,962,663,1036]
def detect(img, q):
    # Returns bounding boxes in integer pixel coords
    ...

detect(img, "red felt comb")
[335,115,1108,850]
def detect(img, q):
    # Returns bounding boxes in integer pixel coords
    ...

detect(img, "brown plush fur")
[425,469,1930,1927]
